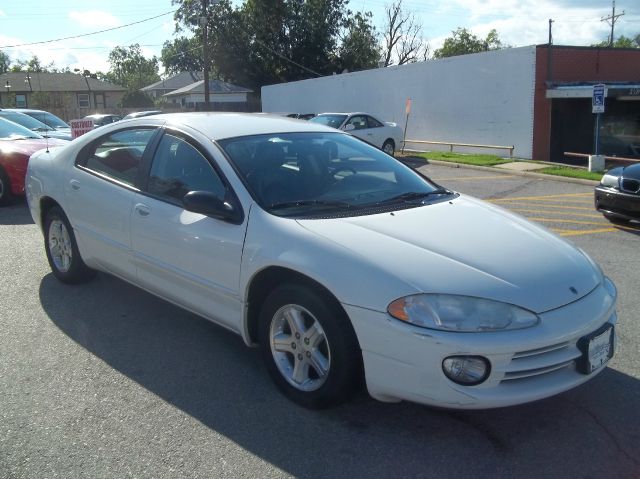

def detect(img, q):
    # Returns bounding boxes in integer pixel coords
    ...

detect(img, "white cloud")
[68,10,121,29]
[0,10,5,17]
[423,0,620,50]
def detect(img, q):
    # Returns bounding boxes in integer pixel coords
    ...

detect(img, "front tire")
[0,167,13,206]
[258,284,361,409]
[44,206,95,284]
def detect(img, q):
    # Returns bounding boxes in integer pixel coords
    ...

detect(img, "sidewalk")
[401,155,601,186]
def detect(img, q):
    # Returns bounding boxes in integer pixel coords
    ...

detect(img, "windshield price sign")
[592,84,606,114]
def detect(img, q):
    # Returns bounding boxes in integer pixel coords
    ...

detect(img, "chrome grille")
[501,341,581,382]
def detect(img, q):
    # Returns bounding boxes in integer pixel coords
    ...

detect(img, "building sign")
[592,84,605,114]
[70,119,94,139]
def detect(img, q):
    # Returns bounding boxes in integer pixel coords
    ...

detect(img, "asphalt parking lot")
[1,163,639,478]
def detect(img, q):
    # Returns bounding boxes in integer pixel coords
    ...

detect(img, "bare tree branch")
[382,0,429,66]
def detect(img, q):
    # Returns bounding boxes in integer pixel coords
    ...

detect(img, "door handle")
[70,179,81,191]
[134,203,150,217]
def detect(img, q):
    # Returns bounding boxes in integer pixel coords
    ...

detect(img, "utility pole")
[201,0,220,112]
[547,19,554,84]
[601,1,625,47]
[201,0,210,111]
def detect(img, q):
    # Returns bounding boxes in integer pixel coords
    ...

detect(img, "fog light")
[442,356,490,385]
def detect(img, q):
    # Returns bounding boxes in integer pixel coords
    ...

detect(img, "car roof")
[316,112,370,116]
[129,112,341,141]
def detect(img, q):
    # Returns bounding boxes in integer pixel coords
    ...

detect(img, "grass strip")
[414,151,512,166]
[536,167,602,181]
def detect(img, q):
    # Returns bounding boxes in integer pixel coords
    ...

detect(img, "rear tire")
[44,206,96,284]
[258,283,361,409]
[0,167,13,206]
[382,140,395,156]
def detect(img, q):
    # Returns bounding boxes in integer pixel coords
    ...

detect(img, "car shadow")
[0,200,34,225]
[38,273,640,478]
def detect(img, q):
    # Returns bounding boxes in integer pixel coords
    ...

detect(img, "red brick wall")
[533,46,640,162]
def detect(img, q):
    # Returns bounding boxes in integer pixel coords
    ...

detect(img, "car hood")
[620,162,640,180]
[0,138,67,156]
[296,195,600,314]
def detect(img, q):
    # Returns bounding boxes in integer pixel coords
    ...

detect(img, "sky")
[1,0,639,76]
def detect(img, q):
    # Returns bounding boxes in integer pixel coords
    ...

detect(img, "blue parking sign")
[592,84,605,113]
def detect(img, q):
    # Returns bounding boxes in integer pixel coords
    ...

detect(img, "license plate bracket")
[577,324,614,375]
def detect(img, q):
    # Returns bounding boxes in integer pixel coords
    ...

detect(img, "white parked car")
[310,112,403,156]
[26,113,617,409]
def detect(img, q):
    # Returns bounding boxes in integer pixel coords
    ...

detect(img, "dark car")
[122,110,163,120]
[286,113,316,120]
[594,163,640,223]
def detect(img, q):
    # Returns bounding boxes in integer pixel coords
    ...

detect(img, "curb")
[411,159,600,187]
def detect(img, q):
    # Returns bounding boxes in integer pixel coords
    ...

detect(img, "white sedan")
[310,112,404,156]
[26,113,616,409]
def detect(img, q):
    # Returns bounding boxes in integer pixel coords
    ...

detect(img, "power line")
[601,0,625,46]
[0,10,176,49]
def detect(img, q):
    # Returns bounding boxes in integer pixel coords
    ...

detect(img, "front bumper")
[345,282,616,409]
[595,185,640,221]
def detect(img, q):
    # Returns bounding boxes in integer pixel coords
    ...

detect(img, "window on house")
[15,94,27,108]
[78,93,90,108]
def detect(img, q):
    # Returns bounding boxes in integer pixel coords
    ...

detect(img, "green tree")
[0,50,10,74]
[105,44,161,91]
[433,28,505,59]
[337,12,381,72]
[171,0,379,90]
[593,34,640,48]
[160,36,204,74]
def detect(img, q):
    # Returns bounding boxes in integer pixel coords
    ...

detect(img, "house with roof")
[0,72,126,121]
[140,71,204,100]
[162,79,255,111]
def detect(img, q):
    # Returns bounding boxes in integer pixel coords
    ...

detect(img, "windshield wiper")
[269,199,353,210]
[380,189,451,204]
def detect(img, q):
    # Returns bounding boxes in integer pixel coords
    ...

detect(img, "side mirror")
[183,190,242,223]
[343,124,355,131]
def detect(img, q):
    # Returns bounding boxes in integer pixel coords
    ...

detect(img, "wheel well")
[384,139,395,147]
[246,267,355,346]
[39,197,61,228]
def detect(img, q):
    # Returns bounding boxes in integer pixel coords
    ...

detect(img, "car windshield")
[309,114,348,129]
[219,132,451,218]
[23,111,69,129]
[0,111,54,132]
[0,117,43,140]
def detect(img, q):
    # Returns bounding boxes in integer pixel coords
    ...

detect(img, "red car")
[0,117,68,205]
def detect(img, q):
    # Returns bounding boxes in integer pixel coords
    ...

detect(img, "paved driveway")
[1,166,639,478]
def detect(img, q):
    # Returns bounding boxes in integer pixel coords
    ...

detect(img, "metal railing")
[404,139,515,158]
[564,152,640,164]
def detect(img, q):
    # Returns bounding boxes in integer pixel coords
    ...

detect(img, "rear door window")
[78,128,157,186]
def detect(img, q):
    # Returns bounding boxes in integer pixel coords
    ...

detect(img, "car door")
[365,115,387,147]
[66,127,159,280]
[130,131,247,332]
[344,114,380,148]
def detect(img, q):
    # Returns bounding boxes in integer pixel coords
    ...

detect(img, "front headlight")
[600,173,620,188]
[388,294,540,332]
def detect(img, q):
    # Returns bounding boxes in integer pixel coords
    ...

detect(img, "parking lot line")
[431,175,517,181]
[525,218,610,226]
[490,202,595,211]
[490,193,593,201]
[555,227,617,237]
[507,208,603,219]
